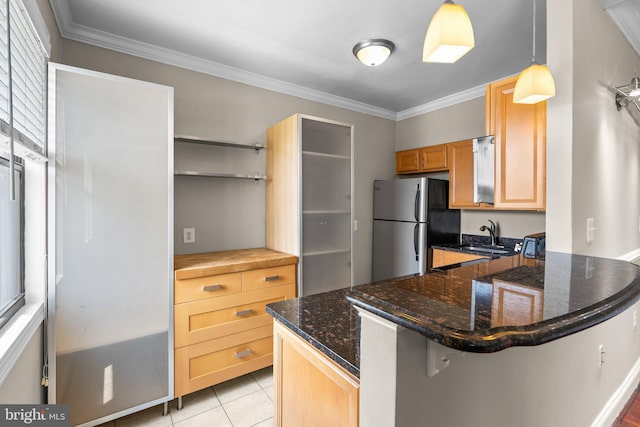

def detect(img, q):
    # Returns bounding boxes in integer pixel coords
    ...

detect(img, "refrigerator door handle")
[414,224,419,261]
[414,185,421,222]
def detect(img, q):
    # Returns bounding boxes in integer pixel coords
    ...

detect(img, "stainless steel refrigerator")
[372,177,460,281]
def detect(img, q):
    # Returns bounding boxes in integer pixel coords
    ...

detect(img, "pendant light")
[353,39,395,67]
[513,0,556,104]
[423,0,474,64]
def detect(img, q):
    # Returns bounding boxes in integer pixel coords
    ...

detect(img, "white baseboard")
[618,248,640,263]
[591,355,640,427]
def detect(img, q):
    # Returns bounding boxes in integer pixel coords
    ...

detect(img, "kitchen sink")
[457,245,510,255]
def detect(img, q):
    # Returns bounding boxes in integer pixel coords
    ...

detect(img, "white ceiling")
[49,0,549,119]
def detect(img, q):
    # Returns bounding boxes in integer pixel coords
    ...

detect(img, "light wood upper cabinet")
[396,144,448,175]
[396,149,420,174]
[448,139,492,209]
[487,75,546,210]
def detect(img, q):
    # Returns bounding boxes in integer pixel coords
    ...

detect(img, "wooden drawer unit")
[175,324,274,397]
[175,285,296,348]
[174,248,298,398]
[175,272,242,304]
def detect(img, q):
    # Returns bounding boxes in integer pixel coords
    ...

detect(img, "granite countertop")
[348,252,640,352]
[267,251,640,376]
[266,288,360,377]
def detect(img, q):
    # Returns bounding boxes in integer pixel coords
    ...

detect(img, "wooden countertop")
[175,248,298,280]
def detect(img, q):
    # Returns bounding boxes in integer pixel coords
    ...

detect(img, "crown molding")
[49,1,397,120]
[396,84,486,121]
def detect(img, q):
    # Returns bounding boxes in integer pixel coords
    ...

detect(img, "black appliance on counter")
[522,232,546,258]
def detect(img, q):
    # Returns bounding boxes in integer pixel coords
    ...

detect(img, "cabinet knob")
[234,349,253,359]
[203,284,223,292]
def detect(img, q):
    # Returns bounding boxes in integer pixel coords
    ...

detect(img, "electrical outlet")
[586,218,596,243]
[598,344,605,368]
[634,310,637,331]
[183,227,195,244]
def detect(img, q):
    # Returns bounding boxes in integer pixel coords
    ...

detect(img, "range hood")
[473,135,495,204]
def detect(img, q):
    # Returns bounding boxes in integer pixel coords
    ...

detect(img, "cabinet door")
[447,140,480,208]
[396,149,420,174]
[488,76,546,210]
[432,249,488,268]
[274,321,359,427]
[419,144,448,171]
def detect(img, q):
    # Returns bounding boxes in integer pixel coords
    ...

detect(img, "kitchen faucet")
[480,220,498,246]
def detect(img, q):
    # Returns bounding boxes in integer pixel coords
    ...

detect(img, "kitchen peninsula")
[267,252,640,427]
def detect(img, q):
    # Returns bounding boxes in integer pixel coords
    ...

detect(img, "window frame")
[0,153,25,330]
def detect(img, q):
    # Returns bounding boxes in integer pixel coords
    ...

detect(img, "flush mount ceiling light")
[353,39,395,67]
[422,0,475,64]
[513,0,556,104]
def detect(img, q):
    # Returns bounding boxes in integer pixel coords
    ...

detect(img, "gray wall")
[570,0,640,257]
[547,0,640,257]
[59,39,397,286]
[395,97,546,240]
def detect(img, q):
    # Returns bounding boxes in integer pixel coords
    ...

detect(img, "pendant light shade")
[513,0,555,104]
[353,39,395,67]
[423,1,475,64]
[513,63,556,104]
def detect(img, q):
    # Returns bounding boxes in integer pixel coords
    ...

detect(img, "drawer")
[175,324,273,396]
[242,264,296,292]
[175,272,242,304]
[175,284,296,348]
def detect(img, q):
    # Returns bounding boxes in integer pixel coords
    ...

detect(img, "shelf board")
[174,170,266,180]
[175,135,264,150]
[302,150,350,160]
[302,248,350,257]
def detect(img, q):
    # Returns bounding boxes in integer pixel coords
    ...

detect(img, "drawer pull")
[264,275,280,282]
[203,284,223,292]
[235,309,254,317]
[235,349,253,359]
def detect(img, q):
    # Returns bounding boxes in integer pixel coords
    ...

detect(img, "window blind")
[0,0,9,132]
[9,0,46,158]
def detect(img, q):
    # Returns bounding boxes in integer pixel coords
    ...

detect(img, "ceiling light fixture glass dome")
[353,39,395,67]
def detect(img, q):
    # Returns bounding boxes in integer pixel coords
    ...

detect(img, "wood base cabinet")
[174,249,297,398]
[273,321,359,427]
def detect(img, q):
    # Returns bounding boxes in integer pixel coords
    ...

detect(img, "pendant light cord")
[531,0,536,63]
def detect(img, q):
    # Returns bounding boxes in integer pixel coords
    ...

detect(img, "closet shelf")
[175,135,264,151]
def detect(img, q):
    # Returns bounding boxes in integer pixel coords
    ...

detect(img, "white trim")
[591,354,640,427]
[396,84,486,121]
[617,248,640,263]
[21,0,50,56]
[0,302,44,386]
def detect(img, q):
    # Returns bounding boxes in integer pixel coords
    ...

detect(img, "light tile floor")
[98,367,274,427]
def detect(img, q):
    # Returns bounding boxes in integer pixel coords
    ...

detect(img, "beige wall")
[59,39,396,285]
[395,97,546,240]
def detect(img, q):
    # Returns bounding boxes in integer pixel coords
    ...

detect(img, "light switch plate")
[586,218,596,243]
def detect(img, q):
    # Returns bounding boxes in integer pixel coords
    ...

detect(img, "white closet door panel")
[48,63,173,426]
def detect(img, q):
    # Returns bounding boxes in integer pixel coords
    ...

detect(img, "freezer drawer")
[372,220,427,281]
